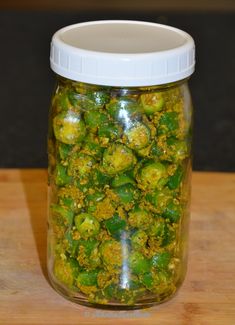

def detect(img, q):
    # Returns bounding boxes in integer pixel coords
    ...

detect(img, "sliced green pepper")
[54,257,80,288]
[124,122,150,150]
[140,92,165,115]
[82,134,103,159]
[51,204,74,226]
[86,90,110,109]
[100,240,122,267]
[77,239,101,269]
[163,200,182,223]
[68,153,95,179]
[64,229,79,257]
[145,188,172,213]
[128,207,153,230]
[104,214,127,239]
[129,252,151,275]
[76,270,98,288]
[58,185,84,213]
[151,252,171,269]
[57,142,73,161]
[111,173,135,187]
[92,169,112,187]
[137,161,168,190]
[84,110,109,131]
[103,144,136,175]
[75,213,100,239]
[167,165,183,189]
[85,191,106,213]
[158,111,179,136]
[98,121,122,140]
[54,164,72,186]
[53,110,86,144]
[53,88,71,112]
[106,97,142,123]
[114,184,139,204]
[167,138,189,162]
[131,230,148,250]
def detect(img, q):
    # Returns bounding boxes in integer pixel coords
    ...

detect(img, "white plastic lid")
[50,20,195,87]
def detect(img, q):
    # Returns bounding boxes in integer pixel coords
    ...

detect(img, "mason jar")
[47,20,195,309]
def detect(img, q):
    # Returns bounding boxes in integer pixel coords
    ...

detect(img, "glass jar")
[47,20,195,309]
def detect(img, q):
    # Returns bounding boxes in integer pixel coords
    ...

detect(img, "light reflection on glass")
[120,233,130,289]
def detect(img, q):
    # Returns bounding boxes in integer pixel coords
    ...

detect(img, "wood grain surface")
[0,169,235,325]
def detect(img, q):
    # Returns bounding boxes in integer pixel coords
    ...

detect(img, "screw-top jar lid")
[50,20,195,87]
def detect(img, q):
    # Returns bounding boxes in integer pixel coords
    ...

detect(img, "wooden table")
[0,170,234,325]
